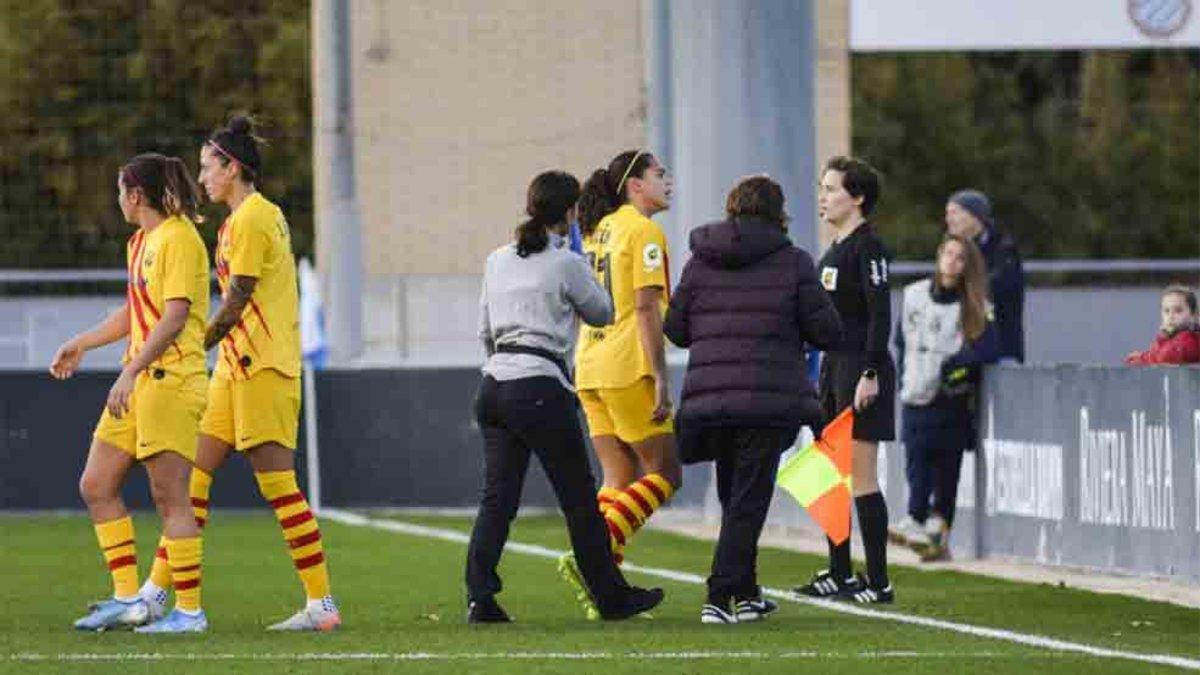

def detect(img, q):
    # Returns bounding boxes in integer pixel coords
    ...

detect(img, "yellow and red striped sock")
[148,537,172,589]
[94,516,139,599]
[190,469,212,529]
[604,474,674,561]
[255,471,331,600]
[165,536,202,612]
[148,469,212,590]
[597,487,621,515]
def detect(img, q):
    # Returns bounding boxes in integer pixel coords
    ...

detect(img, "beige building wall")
[349,0,646,276]
[814,0,852,248]
[315,0,851,360]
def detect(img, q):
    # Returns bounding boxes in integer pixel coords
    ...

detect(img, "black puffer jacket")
[664,218,842,460]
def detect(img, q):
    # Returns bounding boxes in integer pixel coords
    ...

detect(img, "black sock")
[826,536,851,581]
[855,492,889,589]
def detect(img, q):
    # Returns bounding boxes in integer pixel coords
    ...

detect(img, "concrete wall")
[0,285,1171,368]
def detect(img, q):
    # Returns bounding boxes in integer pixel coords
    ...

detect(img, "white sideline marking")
[5,651,1044,662]
[322,510,1200,672]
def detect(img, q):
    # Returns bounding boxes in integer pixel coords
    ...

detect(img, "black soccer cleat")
[700,602,738,625]
[845,582,894,604]
[467,597,512,624]
[734,597,779,622]
[601,586,664,621]
[793,569,855,598]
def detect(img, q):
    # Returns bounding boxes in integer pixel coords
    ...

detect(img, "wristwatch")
[862,368,878,380]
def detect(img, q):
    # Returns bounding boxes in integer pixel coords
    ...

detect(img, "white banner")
[851,0,1199,51]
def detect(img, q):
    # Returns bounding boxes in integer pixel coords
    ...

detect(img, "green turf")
[1,512,1196,674]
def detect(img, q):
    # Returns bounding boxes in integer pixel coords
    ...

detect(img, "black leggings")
[465,376,630,610]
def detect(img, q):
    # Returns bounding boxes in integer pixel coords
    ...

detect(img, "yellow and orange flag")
[776,408,854,545]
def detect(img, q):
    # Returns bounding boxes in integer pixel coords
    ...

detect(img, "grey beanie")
[948,189,994,228]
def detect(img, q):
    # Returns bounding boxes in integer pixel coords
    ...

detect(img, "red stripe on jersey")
[280,510,314,530]
[107,555,137,570]
[248,299,274,339]
[269,492,305,510]
[127,234,151,339]
[294,551,325,570]
[663,250,671,302]
[235,319,259,354]
[288,530,322,550]
[223,336,251,378]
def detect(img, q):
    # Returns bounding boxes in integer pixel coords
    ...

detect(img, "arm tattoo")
[204,275,258,351]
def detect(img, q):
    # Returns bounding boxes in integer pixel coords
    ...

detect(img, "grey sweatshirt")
[479,233,613,389]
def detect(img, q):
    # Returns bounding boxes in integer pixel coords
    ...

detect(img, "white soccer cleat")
[267,598,342,632]
[888,516,929,547]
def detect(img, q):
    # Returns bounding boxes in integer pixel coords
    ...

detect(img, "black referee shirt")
[817,223,892,369]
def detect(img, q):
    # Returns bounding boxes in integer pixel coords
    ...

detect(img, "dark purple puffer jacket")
[665,218,842,442]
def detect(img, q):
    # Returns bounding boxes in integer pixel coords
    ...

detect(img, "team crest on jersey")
[820,266,838,291]
[643,243,663,271]
[142,248,155,269]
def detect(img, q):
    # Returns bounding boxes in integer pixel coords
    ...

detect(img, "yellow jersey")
[124,216,210,377]
[213,192,301,380]
[574,204,670,390]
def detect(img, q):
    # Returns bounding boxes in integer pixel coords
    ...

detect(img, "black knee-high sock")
[826,536,851,581]
[855,492,889,588]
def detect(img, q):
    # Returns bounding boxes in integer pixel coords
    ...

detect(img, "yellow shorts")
[578,376,674,444]
[199,368,301,451]
[93,369,207,462]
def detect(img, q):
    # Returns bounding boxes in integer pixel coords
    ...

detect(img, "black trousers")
[465,376,629,609]
[701,426,795,605]
[905,442,967,526]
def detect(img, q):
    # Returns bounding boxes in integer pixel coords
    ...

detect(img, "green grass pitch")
[1,512,1196,674]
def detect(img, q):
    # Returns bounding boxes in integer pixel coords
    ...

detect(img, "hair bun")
[227,115,253,135]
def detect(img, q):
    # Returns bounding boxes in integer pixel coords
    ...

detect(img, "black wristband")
[862,368,878,380]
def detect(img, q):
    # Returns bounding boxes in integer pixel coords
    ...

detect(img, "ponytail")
[515,171,580,258]
[162,156,203,223]
[578,150,655,237]
[578,168,617,237]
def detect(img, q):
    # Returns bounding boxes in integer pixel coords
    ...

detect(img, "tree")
[851,51,1199,261]
[0,0,312,267]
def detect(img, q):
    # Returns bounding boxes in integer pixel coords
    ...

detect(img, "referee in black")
[795,156,895,604]
[466,170,664,623]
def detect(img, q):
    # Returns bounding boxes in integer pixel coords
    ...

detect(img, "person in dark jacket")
[945,189,1025,363]
[890,234,999,562]
[664,176,842,624]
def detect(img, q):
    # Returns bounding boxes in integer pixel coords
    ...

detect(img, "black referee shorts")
[819,352,896,442]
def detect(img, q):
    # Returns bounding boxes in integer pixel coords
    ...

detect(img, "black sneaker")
[600,587,664,621]
[700,601,738,625]
[845,581,894,604]
[793,569,854,598]
[734,597,778,622]
[467,598,512,623]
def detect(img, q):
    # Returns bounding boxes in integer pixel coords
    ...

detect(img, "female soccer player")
[795,156,896,604]
[556,150,680,614]
[467,170,664,623]
[52,153,210,633]
[141,115,340,631]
